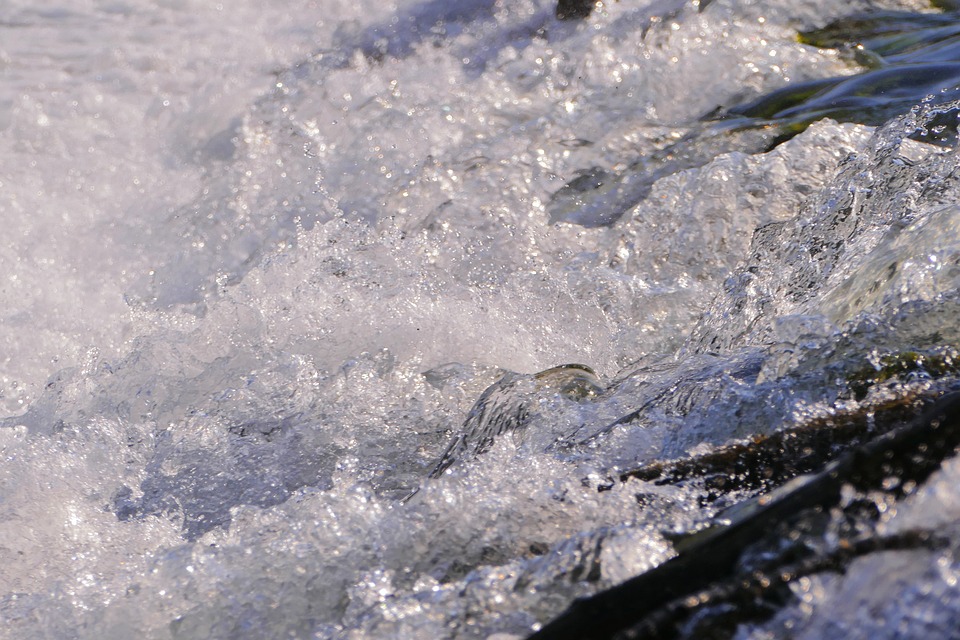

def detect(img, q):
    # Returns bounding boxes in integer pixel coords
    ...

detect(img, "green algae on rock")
[847,348,960,400]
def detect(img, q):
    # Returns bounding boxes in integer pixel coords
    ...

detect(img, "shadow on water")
[297,0,573,78]
[551,5,960,227]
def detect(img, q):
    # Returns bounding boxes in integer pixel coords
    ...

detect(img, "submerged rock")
[427,364,603,479]
[400,364,602,503]
[719,7,960,145]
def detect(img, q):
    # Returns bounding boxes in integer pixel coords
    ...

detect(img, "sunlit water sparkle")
[3,1,960,638]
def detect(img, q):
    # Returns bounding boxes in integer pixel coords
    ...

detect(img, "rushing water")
[3,1,960,638]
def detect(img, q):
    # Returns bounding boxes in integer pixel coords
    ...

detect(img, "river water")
[2,0,960,638]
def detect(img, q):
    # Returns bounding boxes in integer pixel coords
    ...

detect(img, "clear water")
[2,1,960,638]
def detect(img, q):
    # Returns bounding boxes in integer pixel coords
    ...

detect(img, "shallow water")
[3,1,960,638]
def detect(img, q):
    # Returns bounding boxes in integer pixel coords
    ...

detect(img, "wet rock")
[717,8,960,145]
[556,0,594,21]
[530,390,960,640]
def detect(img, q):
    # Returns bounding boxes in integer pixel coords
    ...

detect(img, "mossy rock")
[847,348,959,399]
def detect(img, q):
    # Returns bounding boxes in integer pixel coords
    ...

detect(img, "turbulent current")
[4,0,960,638]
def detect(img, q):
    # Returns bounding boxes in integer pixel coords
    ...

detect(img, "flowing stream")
[3,1,960,638]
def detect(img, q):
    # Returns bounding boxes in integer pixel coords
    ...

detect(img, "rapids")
[3,1,960,638]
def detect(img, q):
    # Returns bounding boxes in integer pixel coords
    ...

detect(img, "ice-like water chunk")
[820,203,960,321]
[691,104,960,354]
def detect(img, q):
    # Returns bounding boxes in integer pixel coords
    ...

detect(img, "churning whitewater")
[3,0,960,638]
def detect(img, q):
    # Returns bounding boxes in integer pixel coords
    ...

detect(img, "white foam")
[2,0,957,638]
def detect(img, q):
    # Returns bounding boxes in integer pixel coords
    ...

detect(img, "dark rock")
[529,389,960,640]
[556,0,594,21]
